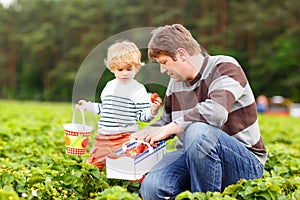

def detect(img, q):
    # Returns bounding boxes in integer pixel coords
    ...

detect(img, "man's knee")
[140,167,186,200]
[140,174,168,200]
[183,122,221,154]
[184,122,208,140]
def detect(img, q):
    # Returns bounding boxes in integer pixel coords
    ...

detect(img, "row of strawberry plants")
[0,155,140,199]
[0,101,141,199]
[0,101,299,199]
[176,177,300,200]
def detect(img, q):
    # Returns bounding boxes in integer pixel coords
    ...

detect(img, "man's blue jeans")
[140,122,264,200]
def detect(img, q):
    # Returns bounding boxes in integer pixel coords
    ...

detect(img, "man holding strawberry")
[131,24,267,200]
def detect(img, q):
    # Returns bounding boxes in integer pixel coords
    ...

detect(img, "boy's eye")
[117,69,123,71]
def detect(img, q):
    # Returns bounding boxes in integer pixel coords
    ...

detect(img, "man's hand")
[130,122,183,146]
[130,126,163,141]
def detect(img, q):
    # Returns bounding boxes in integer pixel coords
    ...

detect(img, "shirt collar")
[188,53,209,86]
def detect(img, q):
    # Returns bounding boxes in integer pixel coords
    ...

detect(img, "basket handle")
[72,105,86,129]
[122,140,154,153]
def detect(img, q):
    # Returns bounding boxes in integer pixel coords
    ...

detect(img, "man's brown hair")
[148,24,206,61]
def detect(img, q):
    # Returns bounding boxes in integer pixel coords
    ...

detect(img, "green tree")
[0,0,299,102]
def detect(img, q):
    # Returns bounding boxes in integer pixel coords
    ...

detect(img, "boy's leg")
[87,132,131,170]
[184,122,264,192]
[140,150,190,200]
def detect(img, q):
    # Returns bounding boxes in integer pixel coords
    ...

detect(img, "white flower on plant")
[32,189,38,197]
[22,192,28,197]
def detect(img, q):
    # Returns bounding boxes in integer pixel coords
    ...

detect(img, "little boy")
[76,40,162,170]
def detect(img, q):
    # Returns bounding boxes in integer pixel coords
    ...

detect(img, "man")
[131,24,267,200]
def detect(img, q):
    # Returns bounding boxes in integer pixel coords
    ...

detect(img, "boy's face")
[113,66,138,82]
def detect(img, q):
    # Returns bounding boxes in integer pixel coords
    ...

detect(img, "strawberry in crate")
[124,142,148,157]
[107,141,149,158]
[106,140,166,180]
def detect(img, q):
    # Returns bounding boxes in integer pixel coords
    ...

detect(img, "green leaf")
[95,186,140,200]
[222,181,244,197]
[89,168,101,179]
[175,191,193,200]
[1,173,14,186]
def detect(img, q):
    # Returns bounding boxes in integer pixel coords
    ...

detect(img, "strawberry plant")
[0,100,299,199]
[0,101,140,199]
[94,186,140,200]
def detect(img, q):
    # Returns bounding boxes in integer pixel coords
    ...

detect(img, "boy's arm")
[136,96,162,122]
[136,105,154,122]
[77,100,102,115]
[87,101,102,115]
[133,85,159,122]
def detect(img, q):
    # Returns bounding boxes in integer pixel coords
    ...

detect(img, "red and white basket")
[63,108,93,156]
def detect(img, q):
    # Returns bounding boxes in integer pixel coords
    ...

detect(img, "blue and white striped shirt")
[86,79,154,134]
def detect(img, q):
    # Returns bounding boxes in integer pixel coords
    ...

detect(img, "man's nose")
[160,65,167,73]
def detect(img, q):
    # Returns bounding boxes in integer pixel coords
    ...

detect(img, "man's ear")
[177,48,187,61]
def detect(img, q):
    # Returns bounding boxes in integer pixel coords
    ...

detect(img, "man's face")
[155,54,187,82]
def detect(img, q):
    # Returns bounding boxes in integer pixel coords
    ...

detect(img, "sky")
[0,0,14,8]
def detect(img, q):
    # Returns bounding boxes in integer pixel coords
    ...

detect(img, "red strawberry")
[138,174,147,184]
[151,93,159,103]
[125,148,137,157]
[107,153,118,159]
[81,138,89,148]
[130,149,137,157]
[136,143,146,154]
[125,149,130,156]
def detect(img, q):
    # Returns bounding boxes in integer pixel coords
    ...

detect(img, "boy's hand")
[75,100,87,111]
[151,95,162,116]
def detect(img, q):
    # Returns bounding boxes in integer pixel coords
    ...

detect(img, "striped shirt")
[87,79,154,134]
[153,54,267,164]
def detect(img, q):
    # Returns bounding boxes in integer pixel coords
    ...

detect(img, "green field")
[0,100,299,199]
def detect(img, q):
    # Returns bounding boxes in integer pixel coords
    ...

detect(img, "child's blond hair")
[104,40,144,71]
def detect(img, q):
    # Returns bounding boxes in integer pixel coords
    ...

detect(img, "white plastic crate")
[106,140,166,180]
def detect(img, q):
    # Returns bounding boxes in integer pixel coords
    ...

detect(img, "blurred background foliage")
[0,0,299,102]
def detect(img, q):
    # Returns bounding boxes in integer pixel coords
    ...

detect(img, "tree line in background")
[0,0,299,102]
